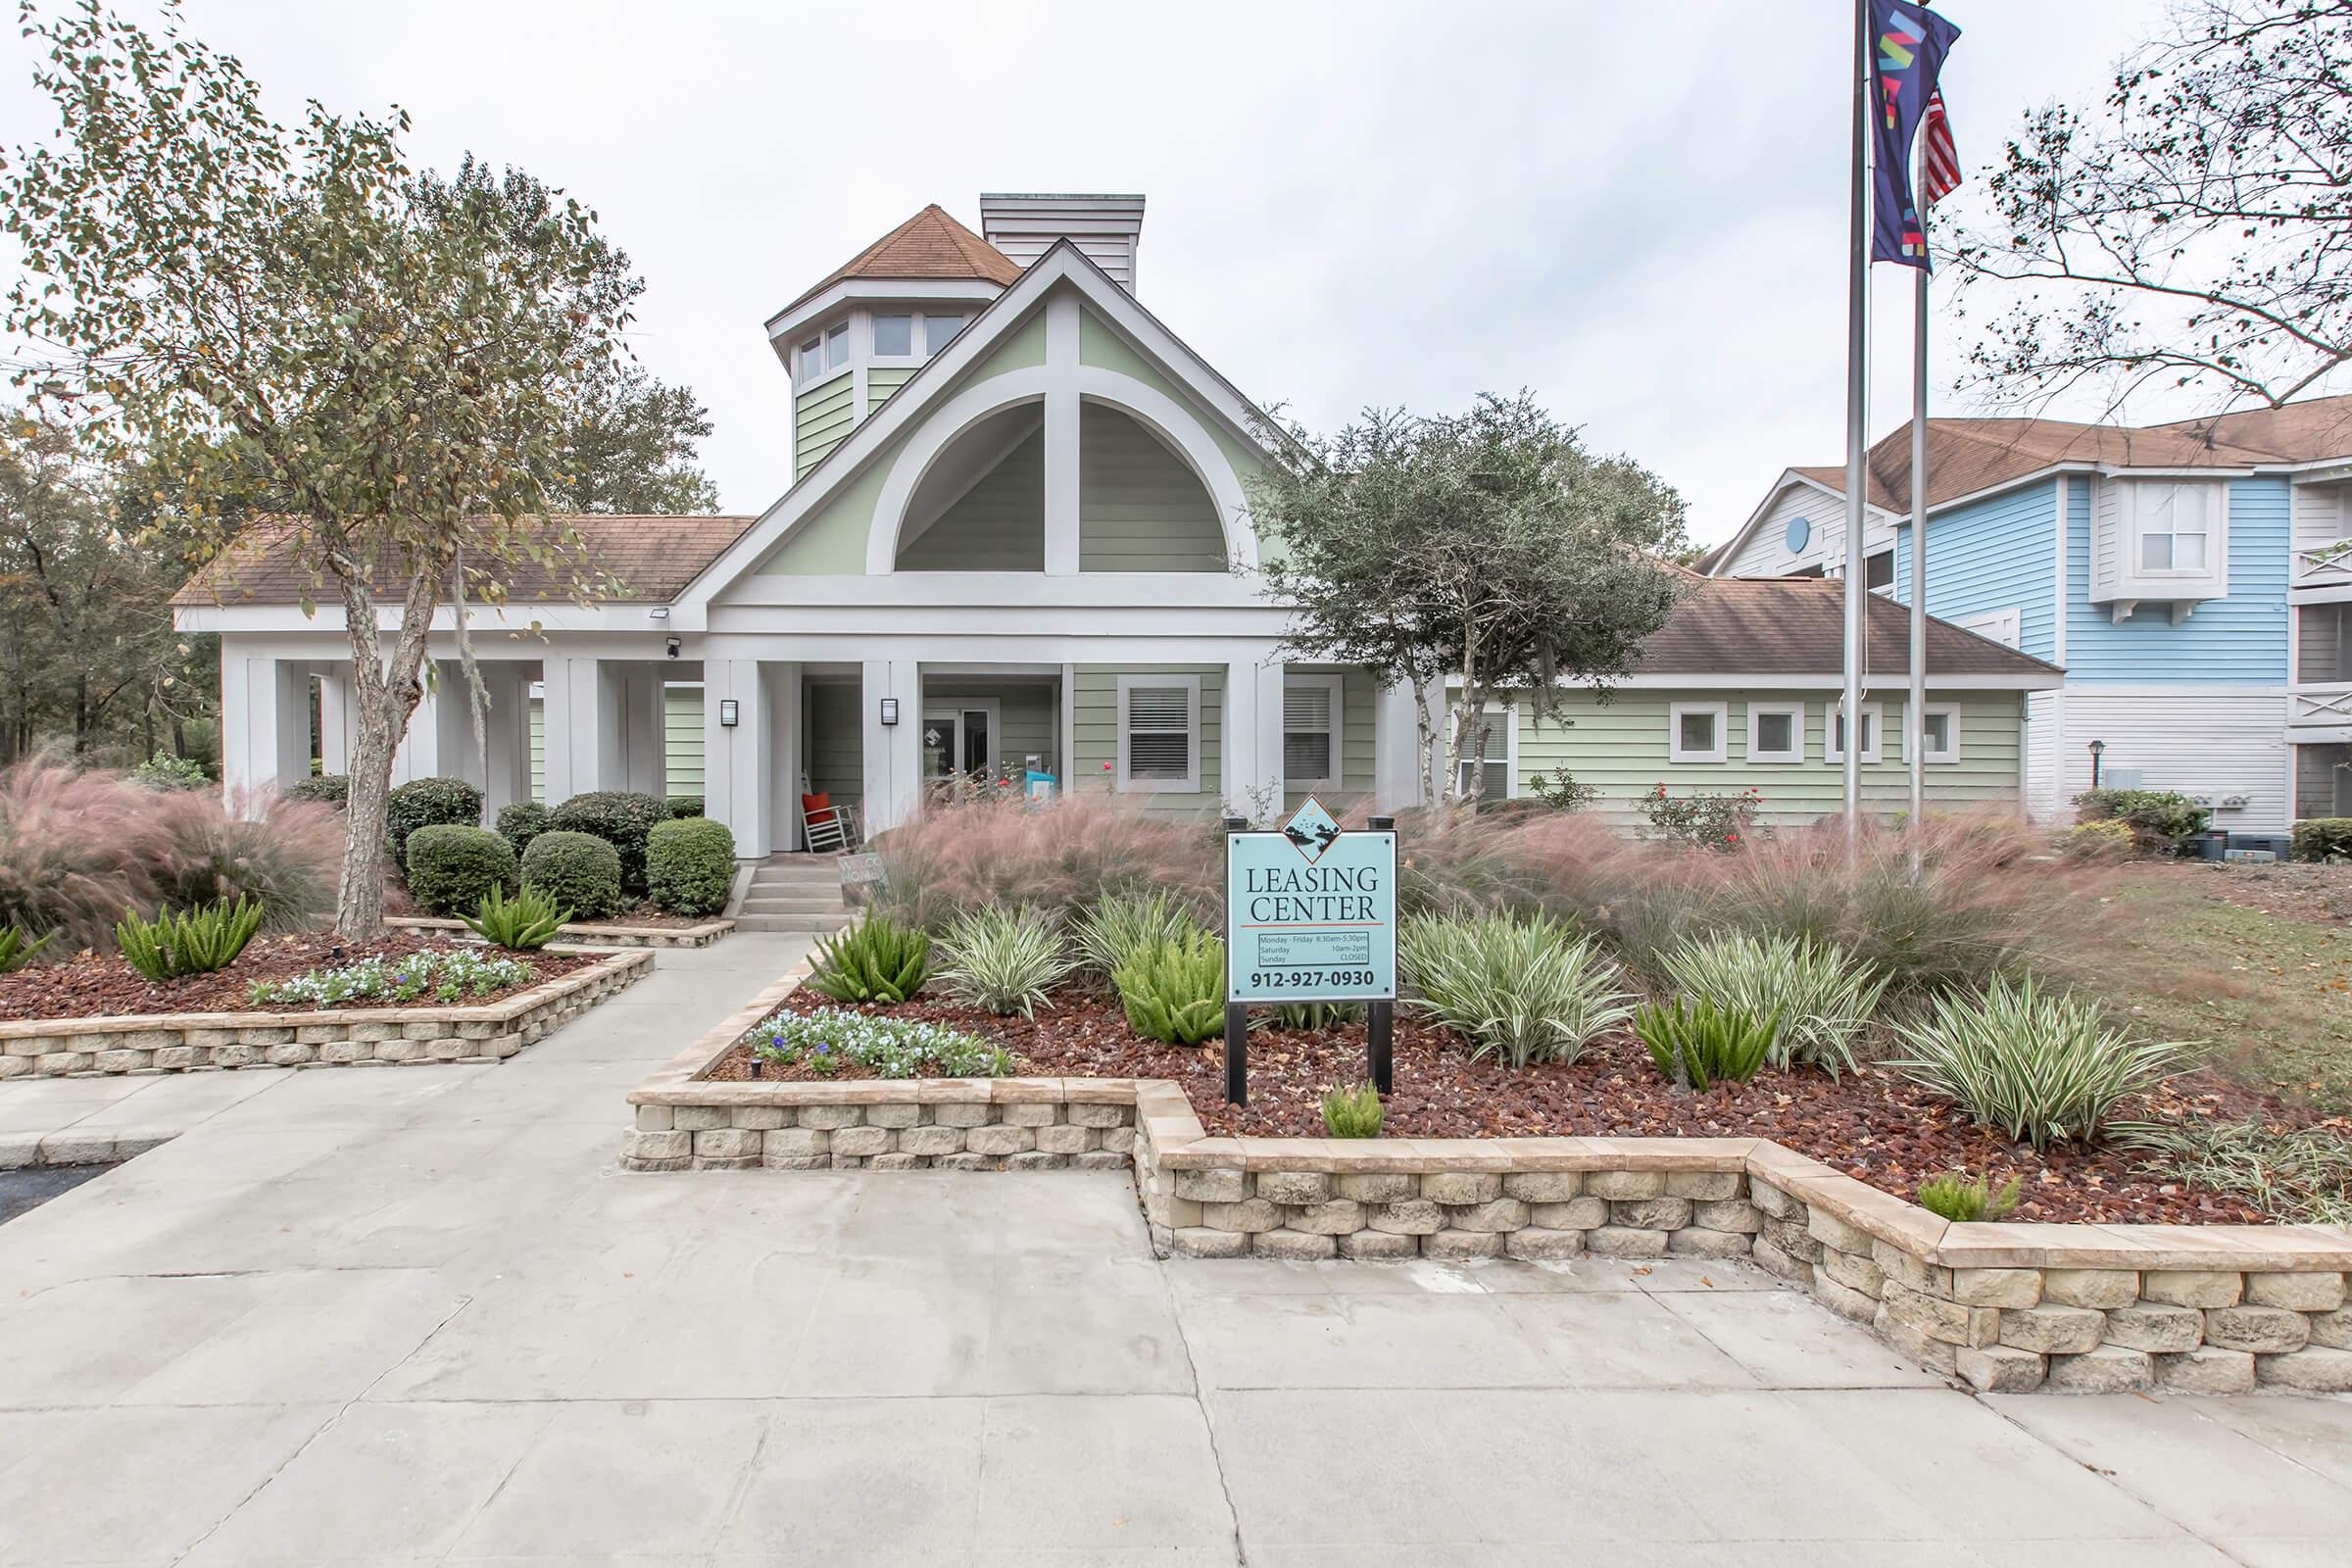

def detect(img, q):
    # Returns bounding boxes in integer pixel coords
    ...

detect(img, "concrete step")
[750,872,847,891]
[741,896,849,914]
[735,912,856,933]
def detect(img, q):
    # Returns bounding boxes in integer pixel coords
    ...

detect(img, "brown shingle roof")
[171,514,757,608]
[776,204,1023,318]
[1637,576,2059,681]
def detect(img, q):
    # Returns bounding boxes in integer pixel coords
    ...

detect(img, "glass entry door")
[921,713,959,778]
[922,707,993,777]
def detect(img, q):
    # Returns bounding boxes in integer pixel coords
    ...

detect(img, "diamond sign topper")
[1280,797,1343,862]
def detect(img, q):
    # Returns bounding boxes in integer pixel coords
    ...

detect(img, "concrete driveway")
[0,932,2347,1566]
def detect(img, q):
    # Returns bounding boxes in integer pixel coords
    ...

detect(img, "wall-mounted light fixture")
[719,699,740,728]
[879,698,900,726]
[663,636,681,660]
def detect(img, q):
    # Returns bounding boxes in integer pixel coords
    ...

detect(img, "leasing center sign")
[1226,799,1397,1004]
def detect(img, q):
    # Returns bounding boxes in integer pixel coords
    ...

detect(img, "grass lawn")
[2089,861,2352,1115]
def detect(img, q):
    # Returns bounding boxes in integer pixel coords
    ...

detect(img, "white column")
[763,662,802,854]
[861,659,923,834]
[1221,646,1284,822]
[1043,292,1081,575]
[704,658,770,858]
[219,643,311,811]
[540,656,613,806]
[1058,662,1077,789]
[480,662,532,816]
[317,667,353,776]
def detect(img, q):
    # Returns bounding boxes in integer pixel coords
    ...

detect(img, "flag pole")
[1843,0,1873,849]
[1907,158,1930,873]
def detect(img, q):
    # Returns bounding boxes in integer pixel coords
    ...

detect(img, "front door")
[923,705,995,779]
[921,713,959,778]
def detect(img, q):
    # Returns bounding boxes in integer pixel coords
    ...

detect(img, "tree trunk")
[330,556,438,943]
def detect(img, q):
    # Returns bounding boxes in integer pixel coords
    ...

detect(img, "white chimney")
[979,193,1146,292]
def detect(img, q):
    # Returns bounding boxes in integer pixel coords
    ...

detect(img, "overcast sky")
[0,0,2167,544]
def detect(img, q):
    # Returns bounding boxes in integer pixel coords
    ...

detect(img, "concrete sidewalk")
[0,931,2346,1565]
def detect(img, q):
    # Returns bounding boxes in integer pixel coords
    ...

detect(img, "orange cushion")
[801,792,831,815]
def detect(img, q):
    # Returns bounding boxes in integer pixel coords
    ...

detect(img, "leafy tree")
[1248,392,1687,802]
[0,0,643,938]
[1954,0,2352,413]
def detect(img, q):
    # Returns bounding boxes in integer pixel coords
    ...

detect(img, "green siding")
[1071,664,1224,816]
[663,685,704,797]
[1284,664,1378,814]
[1506,689,2027,827]
[1076,307,1267,488]
[1079,405,1225,571]
[794,373,856,479]
[925,680,1057,774]
[896,428,1044,570]
[805,682,863,804]
[972,310,1048,380]
[867,366,915,415]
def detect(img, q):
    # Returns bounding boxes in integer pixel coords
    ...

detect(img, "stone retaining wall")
[0,949,651,1077]
[623,1084,1137,1171]
[389,915,732,950]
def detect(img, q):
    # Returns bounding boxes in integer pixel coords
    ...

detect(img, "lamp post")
[2088,739,2106,792]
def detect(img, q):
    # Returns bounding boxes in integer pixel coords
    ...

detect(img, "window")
[2139,483,2211,571]
[1826,702,1884,764]
[1451,704,1515,800]
[871,314,912,357]
[797,336,822,379]
[924,314,966,355]
[1921,705,1960,764]
[1865,549,1895,591]
[826,324,848,369]
[1746,703,1803,762]
[1669,702,1729,763]
[1282,676,1344,792]
[1117,675,1200,793]
[797,324,850,381]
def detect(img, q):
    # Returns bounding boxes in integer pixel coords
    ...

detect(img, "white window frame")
[1745,702,1804,763]
[1825,701,1885,764]
[1669,701,1730,764]
[796,321,853,387]
[868,309,971,368]
[1116,674,1200,794]
[1920,704,1962,765]
[1282,673,1346,794]
[1451,701,1519,800]
[2132,480,2221,577]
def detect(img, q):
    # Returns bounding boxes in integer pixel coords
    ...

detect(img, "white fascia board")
[1709,470,1900,577]
[1440,670,2064,693]
[762,278,1005,346]
[712,570,1272,610]
[705,602,1295,639]
[693,631,1301,664]
[2290,581,2352,607]
[173,601,699,636]
[682,242,1286,610]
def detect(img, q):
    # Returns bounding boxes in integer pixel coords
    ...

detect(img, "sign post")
[1223,800,1399,1106]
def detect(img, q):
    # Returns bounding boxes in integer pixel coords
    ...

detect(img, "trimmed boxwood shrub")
[665,796,704,819]
[286,773,349,808]
[548,790,666,890]
[648,817,736,916]
[496,800,553,857]
[387,776,483,870]
[404,823,518,916]
[520,830,622,921]
[2292,817,2352,861]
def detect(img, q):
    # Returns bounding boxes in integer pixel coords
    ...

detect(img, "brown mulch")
[0,932,603,1021]
[2153,858,2352,925]
[704,988,2284,1226]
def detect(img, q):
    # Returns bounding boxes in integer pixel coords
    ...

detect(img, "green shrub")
[1397,911,1633,1067]
[1113,931,1226,1046]
[806,914,932,1004]
[937,904,1074,1017]
[1320,1082,1384,1138]
[1916,1171,2023,1223]
[519,830,624,922]
[252,947,533,1007]
[463,885,568,951]
[386,777,483,870]
[496,800,552,857]
[1523,765,1599,811]
[0,924,53,972]
[666,795,704,819]
[2291,817,2352,862]
[116,897,263,980]
[285,773,349,808]
[548,790,668,890]
[2072,788,2210,851]
[1638,783,1764,851]
[1658,932,1886,1078]
[1887,975,2189,1151]
[1635,997,1779,1090]
[749,1006,1009,1079]
[403,824,518,916]
[128,754,209,790]
[1070,890,1200,986]
[646,817,736,915]
[2065,818,2139,859]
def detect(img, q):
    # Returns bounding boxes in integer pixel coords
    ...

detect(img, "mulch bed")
[0,932,604,1021]
[703,987,2296,1226]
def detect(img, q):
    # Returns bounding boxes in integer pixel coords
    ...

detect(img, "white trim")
[1116,673,1200,794]
[1745,701,1803,762]
[1668,701,1730,763]
[2054,474,2069,665]
[1281,673,1346,793]
[764,276,1004,348]
[1826,700,1885,764]
[1957,606,2026,651]
[1921,703,1962,764]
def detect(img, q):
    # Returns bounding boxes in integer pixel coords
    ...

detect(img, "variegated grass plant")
[935,904,1076,1017]
[1658,931,1887,1078]
[1397,910,1635,1068]
[1070,889,1200,989]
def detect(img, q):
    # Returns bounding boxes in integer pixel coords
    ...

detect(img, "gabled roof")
[774,204,1022,318]
[1641,575,2061,682]
[171,514,758,607]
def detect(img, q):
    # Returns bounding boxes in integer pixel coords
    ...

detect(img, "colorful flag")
[1869,0,1962,270]
[1921,88,1961,207]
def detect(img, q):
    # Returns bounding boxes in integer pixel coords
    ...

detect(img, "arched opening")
[895,401,1045,570]
[1078,401,1226,571]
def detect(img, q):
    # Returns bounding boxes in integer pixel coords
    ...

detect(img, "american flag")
[1922,88,1961,207]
